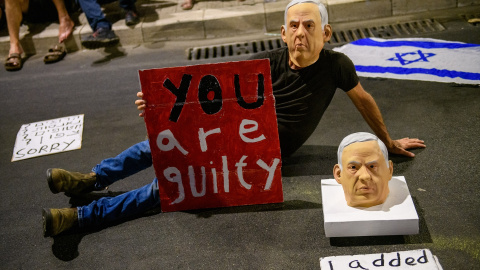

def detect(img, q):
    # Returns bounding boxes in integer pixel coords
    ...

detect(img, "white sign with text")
[12,115,84,162]
[320,249,443,270]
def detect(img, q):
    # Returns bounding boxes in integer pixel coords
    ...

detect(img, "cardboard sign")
[139,59,283,212]
[12,115,84,162]
[320,249,443,270]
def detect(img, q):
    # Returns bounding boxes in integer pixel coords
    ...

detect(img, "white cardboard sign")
[320,249,443,270]
[11,114,84,162]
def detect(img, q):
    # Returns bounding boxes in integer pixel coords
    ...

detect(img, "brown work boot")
[42,208,78,237]
[47,168,97,196]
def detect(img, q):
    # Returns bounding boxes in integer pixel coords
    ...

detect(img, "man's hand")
[135,92,146,117]
[388,138,426,157]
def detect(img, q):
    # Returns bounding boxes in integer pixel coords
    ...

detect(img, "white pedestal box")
[321,176,419,237]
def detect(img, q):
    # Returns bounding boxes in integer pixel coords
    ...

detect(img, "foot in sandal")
[5,53,23,71]
[44,44,67,64]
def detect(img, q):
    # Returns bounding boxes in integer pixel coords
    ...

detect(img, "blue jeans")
[77,0,137,31]
[77,140,160,228]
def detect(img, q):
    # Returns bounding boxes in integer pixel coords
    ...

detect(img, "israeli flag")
[333,38,480,85]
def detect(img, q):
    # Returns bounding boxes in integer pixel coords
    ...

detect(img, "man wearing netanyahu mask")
[42,0,426,237]
[333,132,394,208]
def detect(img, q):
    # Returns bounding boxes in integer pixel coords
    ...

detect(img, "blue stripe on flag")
[355,65,480,81]
[351,39,480,49]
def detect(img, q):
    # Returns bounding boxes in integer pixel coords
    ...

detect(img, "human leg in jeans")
[93,140,153,189]
[118,0,136,11]
[78,177,160,228]
[118,0,139,25]
[77,0,120,48]
[43,140,159,237]
[77,0,111,31]
[46,140,152,195]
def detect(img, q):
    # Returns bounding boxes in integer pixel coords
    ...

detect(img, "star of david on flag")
[388,50,436,65]
[333,38,480,85]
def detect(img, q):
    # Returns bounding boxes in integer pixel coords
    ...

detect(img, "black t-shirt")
[249,47,359,157]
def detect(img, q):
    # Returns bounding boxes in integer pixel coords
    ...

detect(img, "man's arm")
[346,82,426,157]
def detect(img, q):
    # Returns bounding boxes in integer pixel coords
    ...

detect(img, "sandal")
[44,44,66,64]
[5,53,23,71]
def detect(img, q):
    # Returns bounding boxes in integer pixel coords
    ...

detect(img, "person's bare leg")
[51,0,74,43]
[181,0,193,10]
[5,0,29,56]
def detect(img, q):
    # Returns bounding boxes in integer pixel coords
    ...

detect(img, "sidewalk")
[0,0,479,55]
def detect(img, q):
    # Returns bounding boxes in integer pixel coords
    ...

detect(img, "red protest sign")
[139,59,283,212]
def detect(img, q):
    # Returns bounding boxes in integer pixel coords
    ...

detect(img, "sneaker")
[81,27,119,49]
[125,9,139,26]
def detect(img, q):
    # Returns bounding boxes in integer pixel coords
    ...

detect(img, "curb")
[0,0,479,56]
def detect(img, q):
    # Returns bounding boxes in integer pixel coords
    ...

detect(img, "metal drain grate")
[188,19,445,60]
[188,39,286,60]
[330,19,445,43]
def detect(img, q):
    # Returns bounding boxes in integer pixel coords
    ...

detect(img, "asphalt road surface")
[1,11,479,269]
